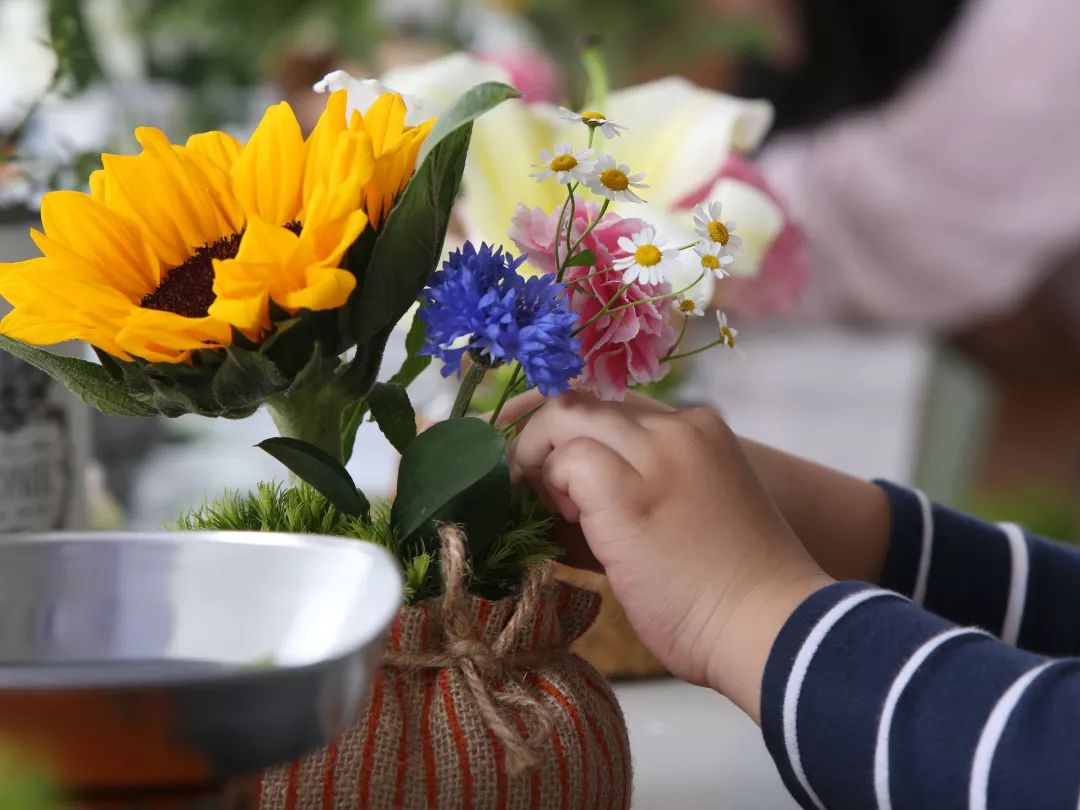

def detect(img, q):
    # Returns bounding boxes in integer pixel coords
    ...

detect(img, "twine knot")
[383,525,559,773]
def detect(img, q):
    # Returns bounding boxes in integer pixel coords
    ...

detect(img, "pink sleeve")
[758,0,1080,328]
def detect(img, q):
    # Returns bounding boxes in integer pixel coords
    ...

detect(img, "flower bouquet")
[0,55,785,808]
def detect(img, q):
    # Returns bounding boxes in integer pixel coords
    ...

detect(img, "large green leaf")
[430,457,510,557]
[344,82,520,391]
[0,336,157,417]
[257,437,369,518]
[366,382,416,454]
[391,417,507,544]
[416,82,521,165]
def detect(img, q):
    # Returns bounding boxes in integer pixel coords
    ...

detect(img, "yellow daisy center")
[601,168,630,192]
[634,244,662,267]
[707,220,730,245]
[550,154,578,172]
[679,299,697,313]
[721,327,736,347]
[700,254,720,270]
[580,110,606,122]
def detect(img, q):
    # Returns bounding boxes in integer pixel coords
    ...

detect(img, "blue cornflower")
[420,242,584,396]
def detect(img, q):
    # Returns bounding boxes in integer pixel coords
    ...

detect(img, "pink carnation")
[679,154,809,320]
[510,199,677,400]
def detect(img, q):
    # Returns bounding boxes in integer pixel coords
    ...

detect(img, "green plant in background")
[967,490,1080,546]
[0,746,58,810]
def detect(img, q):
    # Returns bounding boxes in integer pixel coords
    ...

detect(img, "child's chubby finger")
[506,391,651,484]
[540,436,645,529]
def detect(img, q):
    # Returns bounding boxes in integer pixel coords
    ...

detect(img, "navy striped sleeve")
[761,581,1080,810]
[875,480,1080,656]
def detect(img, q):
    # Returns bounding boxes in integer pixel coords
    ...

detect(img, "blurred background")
[1,0,1078,806]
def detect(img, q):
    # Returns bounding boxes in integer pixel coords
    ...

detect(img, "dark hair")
[736,0,968,132]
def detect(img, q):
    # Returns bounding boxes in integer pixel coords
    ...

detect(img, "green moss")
[176,483,559,604]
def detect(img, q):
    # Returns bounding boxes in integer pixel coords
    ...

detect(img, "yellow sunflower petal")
[185,130,243,173]
[230,102,307,226]
[116,308,231,364]
[303,89,349,205]
[36,191,160,296]
[278,265,356,313]
[358,93,409,155]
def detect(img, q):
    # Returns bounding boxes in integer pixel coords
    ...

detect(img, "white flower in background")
[530,143,596,185]
[673,294,705,318]
[314,69,439,127]
[586,154,648,204]
[716,312,738,349]
[693,201,743,256]
[667,251,714,317]
[693,241,735,280]
[557,106,627,139]
[613,226,678,285]
[344,53,786,280]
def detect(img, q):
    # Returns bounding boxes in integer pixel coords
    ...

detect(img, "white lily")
[317,53,786,280]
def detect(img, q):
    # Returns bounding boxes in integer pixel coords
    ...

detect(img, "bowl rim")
[0,530,404,689]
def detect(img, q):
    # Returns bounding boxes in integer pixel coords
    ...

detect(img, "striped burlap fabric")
[259,527,632,810]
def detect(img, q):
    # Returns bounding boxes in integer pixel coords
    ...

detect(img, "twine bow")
[383,525,559,773]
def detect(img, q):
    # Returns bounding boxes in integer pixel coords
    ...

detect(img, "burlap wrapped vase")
[259,527,632,809]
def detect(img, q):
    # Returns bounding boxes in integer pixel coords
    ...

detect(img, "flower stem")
[553,190,573,279]
[662,337,729,363]
[573,281,632,335]
[669,315,690,355]
[606,272,706,316]
[677,240,701,251]
[567,199,610,258]
[267,388,347,462]
[501,399,546,435]
[450,360,488,419]
[563,266,618,287]
[489,363,524,425]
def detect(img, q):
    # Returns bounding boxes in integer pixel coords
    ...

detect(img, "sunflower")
[0,90,434,364]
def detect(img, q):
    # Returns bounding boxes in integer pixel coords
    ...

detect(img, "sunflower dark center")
[141,233,242,318]
[140,222,303,318]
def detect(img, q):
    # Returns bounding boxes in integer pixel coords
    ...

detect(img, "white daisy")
[586,154,648,204]
[613,226,679,286]
[716,312,738,349]
[673,295,705,318]
[529,143,597,185]
[693,201,743,256]
[693,241,735,280]
[557,106,628,139]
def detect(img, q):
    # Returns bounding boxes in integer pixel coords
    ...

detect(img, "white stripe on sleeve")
[968,661,1055,810]
[912,489,934,606]
[997,523,1030,646]
[874,627,990,810]
[782,588,898,810]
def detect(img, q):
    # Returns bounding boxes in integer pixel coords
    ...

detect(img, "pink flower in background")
[475,46,562,104]
[679,154,809,319]
[510,199,677,400]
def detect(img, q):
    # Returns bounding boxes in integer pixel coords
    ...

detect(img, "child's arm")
[507,392,1080,810]
[743,440,1080,657]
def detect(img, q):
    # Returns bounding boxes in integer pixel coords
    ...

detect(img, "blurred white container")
[0,215,90,530]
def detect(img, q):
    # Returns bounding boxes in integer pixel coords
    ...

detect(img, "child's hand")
[504,391,832,720]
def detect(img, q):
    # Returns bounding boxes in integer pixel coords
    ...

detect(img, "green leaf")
[257,437,369,518]
[388,309,432,389]
[340,399,368,464]
[564,249,597,268]
[344,82,519,392]
[366,382,416,453]
[211,347,287,410]
[416,82,521,165]
[391,417,507,544]
[0,336,157,417]
[431,457,510,557]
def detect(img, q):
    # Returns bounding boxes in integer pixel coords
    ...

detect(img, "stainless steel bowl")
[0,531,402,792]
